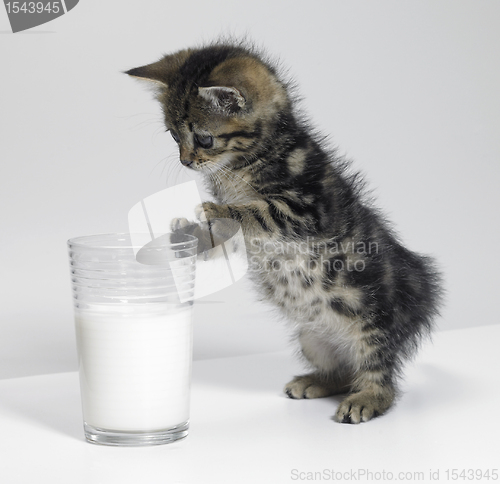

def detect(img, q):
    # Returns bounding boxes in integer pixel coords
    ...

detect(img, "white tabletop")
[1,324,499,484]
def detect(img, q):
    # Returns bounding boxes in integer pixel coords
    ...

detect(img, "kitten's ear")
[198,86,246,115]
[125,50,191,88]
[125,61,169,87]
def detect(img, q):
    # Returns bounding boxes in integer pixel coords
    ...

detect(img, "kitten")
[126,41,443,424]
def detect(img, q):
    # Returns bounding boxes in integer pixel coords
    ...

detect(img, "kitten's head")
[126,44,290,173]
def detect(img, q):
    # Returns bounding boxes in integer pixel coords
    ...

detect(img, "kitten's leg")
[194,199,311,240]
[285,329,352,399]
[334,358,396,424]
[284,372,350,399]
[290,322,396,422]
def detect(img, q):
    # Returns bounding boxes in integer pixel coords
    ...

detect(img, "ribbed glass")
[68,233,197,446]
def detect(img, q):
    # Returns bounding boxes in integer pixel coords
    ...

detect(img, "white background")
[1,0,499,379]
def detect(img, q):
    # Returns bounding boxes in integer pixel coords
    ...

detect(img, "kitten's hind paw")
[333,389,394,424]
[284,373,347,399]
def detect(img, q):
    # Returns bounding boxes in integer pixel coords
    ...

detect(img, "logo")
[3,0,79,33]
[128,181,248,302]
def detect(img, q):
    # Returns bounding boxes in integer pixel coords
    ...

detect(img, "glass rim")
[67,233,198,250]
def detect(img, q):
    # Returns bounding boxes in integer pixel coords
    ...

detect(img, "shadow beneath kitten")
[192,350,311,395]
[401,363,474,413]
[194,353,474,417]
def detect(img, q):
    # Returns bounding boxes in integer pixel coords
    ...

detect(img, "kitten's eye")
[170,131,180,143]
[194,133,214,149]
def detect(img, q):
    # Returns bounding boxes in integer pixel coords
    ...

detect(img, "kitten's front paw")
[333,389,394,424]
[171,217,192,232]
[284,373,346,399]
[195,202,229,222]
[169,217,199,246]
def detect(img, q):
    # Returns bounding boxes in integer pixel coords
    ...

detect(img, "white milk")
[75,304,193,432]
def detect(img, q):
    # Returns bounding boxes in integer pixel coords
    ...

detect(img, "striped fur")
[127,40,443,424]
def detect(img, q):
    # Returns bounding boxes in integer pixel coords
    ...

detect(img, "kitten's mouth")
[182,160,215,173]
[180,159,212,171]
[180,157,226,174]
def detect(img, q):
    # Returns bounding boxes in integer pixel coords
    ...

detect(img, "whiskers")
[150,153,196,187]
[121,112,164,133]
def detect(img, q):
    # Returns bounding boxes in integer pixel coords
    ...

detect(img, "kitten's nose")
[181,159,194,168]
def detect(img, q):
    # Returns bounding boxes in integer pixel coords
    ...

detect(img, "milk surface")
[75,304,193,432]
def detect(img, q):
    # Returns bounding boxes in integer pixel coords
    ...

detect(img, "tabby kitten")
[126,41,442,424]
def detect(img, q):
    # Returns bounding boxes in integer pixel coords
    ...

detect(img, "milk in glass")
[75,304,193,431]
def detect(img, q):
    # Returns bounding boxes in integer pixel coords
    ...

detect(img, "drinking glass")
[68,233,197,446]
